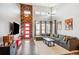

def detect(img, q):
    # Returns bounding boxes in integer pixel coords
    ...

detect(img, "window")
[42,21,45,34]
[46,22,50,34]
[35,11,41,15]
[41,12,46,16]
[52,10,56,15]
[35,21,53,36]
[36,21,40,35]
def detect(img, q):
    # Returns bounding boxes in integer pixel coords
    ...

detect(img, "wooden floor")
[16,39,79,55]
[16,39,39,55]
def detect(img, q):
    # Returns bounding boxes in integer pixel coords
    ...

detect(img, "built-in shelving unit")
[20,4,32,39]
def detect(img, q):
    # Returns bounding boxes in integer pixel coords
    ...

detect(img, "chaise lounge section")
[52,34,79,51]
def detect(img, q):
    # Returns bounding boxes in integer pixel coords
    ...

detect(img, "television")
[13,22,19,34]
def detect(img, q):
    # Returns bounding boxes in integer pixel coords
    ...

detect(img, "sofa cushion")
[53,34,59,38]
[60,40,66,44]
[59,35,64,40]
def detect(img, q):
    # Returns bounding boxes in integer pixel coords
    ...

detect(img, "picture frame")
[65,18,73,30]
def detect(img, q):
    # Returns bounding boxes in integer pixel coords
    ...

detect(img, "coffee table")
[43,37,55,47]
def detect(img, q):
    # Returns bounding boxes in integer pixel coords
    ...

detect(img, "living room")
[0,3,79,55]
[30,3,79,55]
[17,3,79,55]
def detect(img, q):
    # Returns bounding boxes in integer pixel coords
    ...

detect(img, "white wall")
[0,3,20,40]
[0,20,9,36]
[55,3,79,38]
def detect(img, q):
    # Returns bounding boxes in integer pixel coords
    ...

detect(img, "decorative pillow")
[63,36,68,42]
[63,37,66,41]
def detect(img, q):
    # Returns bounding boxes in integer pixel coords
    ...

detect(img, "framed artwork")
[65,18,73,30]
[57,21,62,30]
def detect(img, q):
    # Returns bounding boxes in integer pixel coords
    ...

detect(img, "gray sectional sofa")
[52,34,69,50]
[35,34,79,51]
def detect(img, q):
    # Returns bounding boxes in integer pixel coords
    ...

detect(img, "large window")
[35,21,53,36]
[42,21,45,34]
[46,22,50,34]
[52,21,54,34]
[36,21,40,35]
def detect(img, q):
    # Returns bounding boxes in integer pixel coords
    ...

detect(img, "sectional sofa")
[35,34,79,51]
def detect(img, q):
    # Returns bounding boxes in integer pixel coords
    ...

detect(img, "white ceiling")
[26,3,57,7]
[32,3,57,7]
